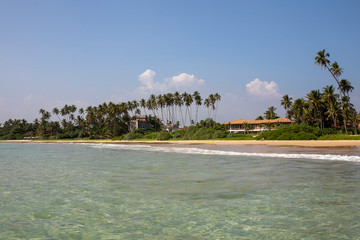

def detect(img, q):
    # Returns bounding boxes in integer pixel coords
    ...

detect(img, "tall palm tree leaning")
[315,49,347,133]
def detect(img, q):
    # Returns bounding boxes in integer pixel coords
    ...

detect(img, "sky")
[1,0,360,124]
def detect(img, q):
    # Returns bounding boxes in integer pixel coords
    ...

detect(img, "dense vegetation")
[256,123,338,140]
[113,119,255,141]
[0,92,222,140]
[277,50,358,134]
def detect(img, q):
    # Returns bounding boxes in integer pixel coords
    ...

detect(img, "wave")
[84,143,360,162]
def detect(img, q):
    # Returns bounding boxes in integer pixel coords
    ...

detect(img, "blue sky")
[1,0,360,123]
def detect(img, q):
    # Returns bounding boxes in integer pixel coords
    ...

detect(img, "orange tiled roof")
[224,118,292,125]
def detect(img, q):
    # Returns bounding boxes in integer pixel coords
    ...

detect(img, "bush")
[112,136,124,140]
[277,132,296,140]
[212,130,227,139]
[293,132,317,140]
[143,132,158,139]
[171,129,186,139]
[318,128,339,136]
[123,131,144,140]
[256,123,321,140]
[156,131,172,141]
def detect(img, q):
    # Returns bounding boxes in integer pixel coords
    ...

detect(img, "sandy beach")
[2,139,360,147]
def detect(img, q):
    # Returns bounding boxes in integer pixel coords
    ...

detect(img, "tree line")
[0,92,221,140]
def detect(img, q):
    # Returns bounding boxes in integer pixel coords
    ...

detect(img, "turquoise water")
[0,143,360,239]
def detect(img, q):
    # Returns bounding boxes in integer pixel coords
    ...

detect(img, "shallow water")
[0,143,360,239]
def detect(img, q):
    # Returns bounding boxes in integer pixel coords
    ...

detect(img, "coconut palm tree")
[315,49,347,133]
[183,92,193,125]
[52,107,61,122]
[193,91,202,124]
[322,85,338,105]
[164,93,174,123]
[140,98,147,116]
[292,98,306,123]
[173,91,184,126]
[306,90,324,128]
[214,93,221,121]
[339,79,354,97]
[264,106,278,120]
[315,49,331,76]
[156,94,165,124]
[281,95,293,111]
[325,100,339,128]
[208,94,216,119]
[204,98,211,119]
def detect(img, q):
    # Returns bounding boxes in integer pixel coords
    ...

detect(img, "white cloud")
[137,69,205,94]
[138,69,167,92]
[246,78,281,98]
[166,73,205,88]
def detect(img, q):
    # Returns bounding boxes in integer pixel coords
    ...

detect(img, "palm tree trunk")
[326,65,347,133]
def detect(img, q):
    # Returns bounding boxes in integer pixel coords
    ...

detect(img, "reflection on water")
[0,143,359,239]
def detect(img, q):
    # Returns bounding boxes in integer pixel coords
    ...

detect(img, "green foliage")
[112,136,124,140]
[171,129,186,139]
[318,134,360,140]
[257,123,321,140]
[293,132,317,140]
[225,133,255,140]
[143,132,158,139]
[156,131,172,141]
[212,130,227,139]
[123,129,145,140]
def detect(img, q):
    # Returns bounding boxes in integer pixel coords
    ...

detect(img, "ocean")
[0,142,359,239]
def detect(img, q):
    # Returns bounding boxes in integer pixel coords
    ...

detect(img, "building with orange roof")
[224,118,292,134]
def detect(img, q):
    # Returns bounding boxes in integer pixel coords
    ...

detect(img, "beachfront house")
[162,121,180,132]
[224,118,292,134]
[130,115,151,131]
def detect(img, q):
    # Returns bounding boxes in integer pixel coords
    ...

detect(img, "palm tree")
[315,49,332,78]
[281,95,293,111]
[243,122,253,134]
[330,62,343,85]
[193,91,202,124]
[208,94,216,119]
[322,85,338,104]
[132,100,139,117]
[306,89,324,128]
[156,94,165,124]
[214,93,221,121]
[204,98,211,119]
[52,107,61,122]
[339,79,354,97]
[164,93,174,123]
[147,94,157,117]
[315,50,347,133]
[183,92,193,125]
[325,100,339,128]
[173,91,184,126]
[264,106,278,120]
[140,98,147,116]
[292,98,306,123]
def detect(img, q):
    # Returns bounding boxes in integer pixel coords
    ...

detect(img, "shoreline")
[1,139,360,147]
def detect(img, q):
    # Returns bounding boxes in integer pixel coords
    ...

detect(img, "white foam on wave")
[82,143,360,163]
